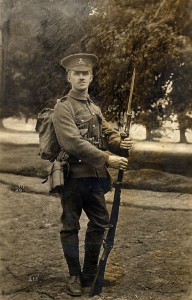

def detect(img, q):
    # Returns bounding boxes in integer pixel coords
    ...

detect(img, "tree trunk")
[0,118,4,129]
[179,127,188,143]
[145,126,152,141]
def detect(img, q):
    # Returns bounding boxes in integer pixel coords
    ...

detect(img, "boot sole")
[67,289,82,297]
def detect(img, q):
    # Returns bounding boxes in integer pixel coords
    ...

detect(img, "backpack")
[35,108,61,161]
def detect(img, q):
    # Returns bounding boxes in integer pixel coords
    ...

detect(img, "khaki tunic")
[53,90,121,179]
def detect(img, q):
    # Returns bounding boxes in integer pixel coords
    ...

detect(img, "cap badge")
[78,58,84,64]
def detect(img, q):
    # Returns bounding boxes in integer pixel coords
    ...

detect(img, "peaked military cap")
[61,53,98,71]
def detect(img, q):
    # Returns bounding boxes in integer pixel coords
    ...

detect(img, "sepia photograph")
[0,0,192,299]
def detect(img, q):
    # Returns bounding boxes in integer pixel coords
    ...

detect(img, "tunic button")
[93,125,96,128]
[81,119,84,122]
[92,113,95,116]
[79,159,82,163]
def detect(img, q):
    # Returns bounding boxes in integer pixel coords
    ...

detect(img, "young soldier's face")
[68,70,93,91]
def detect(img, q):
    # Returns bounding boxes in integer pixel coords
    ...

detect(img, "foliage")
[34,1,91,110]
[1,0,95,116]
[1,0,192,142]
[1,2,44,118]
[83,0,192,138]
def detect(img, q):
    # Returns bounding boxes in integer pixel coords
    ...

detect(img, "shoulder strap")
[57,95,68,103]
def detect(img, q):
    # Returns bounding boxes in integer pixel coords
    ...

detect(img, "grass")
[0,143,49,178]
[0,143,192,193]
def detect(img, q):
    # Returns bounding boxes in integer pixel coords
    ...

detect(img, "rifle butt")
[89,251,110,297]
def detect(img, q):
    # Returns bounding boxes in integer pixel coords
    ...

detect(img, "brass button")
[92,113,95,116]
[93,125,96,128]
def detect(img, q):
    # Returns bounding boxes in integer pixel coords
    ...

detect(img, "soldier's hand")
[120,137,133,150]
[107,155,128,170]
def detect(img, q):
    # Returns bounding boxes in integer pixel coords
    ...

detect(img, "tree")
[168,52,192,142]
[0,0,46,119]
[32,0,100,111]
[1,0,93,117]
[1,0,191,143]
[83,0,192,141]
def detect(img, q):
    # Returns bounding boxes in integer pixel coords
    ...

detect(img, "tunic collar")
[68,89,90,101]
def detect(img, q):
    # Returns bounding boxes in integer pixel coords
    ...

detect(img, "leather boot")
[60,230,82,295]
[67,275,82,296]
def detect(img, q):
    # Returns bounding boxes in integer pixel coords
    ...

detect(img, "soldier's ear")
[67,71,72,83]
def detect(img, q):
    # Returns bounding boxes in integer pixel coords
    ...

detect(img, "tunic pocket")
[75,113,92,130]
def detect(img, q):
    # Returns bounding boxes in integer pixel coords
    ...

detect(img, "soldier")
[53,53,132,296]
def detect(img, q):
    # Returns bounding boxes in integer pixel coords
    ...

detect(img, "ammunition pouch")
[87,137,107,150]
[76,112,107,151]
[42,160,69,194]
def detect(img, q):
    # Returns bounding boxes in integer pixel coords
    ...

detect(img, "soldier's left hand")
[120,137,133,150]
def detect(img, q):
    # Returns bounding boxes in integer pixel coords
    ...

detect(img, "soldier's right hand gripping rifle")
[89,68,136,297]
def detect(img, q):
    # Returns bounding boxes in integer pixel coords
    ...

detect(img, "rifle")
[89,68,136,297]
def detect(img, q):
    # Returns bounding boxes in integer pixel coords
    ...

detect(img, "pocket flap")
[75,113,92,124]
[79,128,88,136]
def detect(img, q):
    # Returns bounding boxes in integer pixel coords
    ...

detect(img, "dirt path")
[0,175,192,300]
